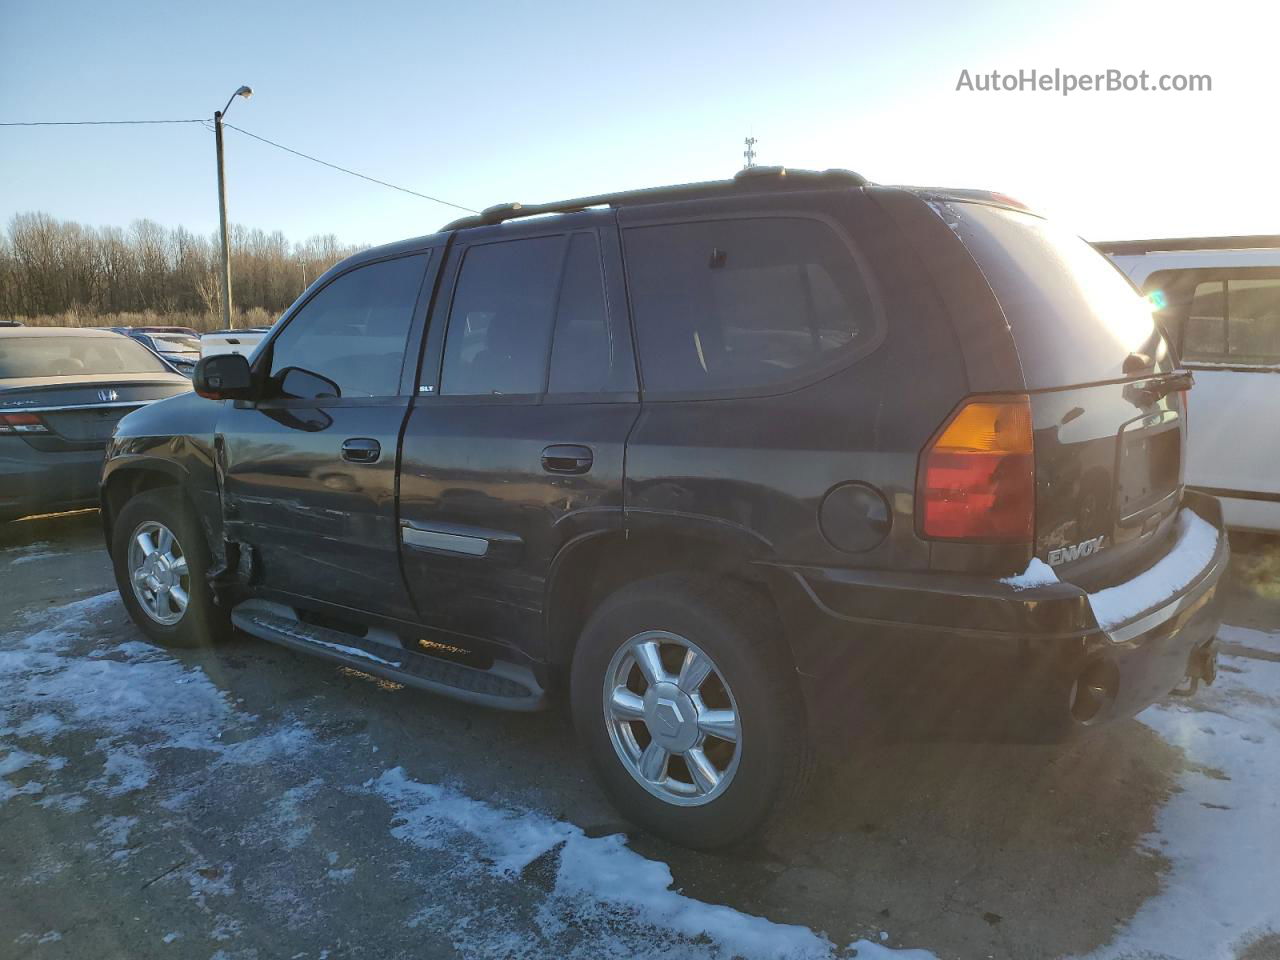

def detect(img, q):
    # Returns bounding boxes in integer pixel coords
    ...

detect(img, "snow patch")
[1,748,39,775]
[371,766,843,960]
[848,940,939,959]
[10,551,63,565]
[96,814,138,848]
[1081,629,1280,958]
[1000,557,1059,589]
[1087,509,1219,630]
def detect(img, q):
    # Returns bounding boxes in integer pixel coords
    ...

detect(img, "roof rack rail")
[1092,235,1280,255]
[440,167,869,231]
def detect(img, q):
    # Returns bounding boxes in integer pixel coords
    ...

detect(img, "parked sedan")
[107,326,203,376]
[1,327,190,522]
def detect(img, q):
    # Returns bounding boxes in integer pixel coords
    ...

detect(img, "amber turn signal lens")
[918,397,1035,542]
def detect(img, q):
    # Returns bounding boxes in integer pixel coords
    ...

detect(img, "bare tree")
[0,211,363,324]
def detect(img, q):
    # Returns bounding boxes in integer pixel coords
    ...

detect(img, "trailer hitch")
[1170,639,1219,698]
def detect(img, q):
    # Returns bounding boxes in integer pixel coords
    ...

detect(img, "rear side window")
[623,217,879,395]
[942,203,1171,387]
[1145,269,1280,366]
[440,237,563,396]
[440,232,627,397]
[548,234,612,394]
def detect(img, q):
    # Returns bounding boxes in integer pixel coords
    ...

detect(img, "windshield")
[0,335,171,378]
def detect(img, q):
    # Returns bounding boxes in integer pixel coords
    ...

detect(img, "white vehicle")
[200,327,271,360]
[1099,236,1280,533]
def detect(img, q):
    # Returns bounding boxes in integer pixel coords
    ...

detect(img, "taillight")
[918,396,1034,542]
[0,413,50,434]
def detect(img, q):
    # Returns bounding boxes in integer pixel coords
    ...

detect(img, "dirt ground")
[2,511,1278,960]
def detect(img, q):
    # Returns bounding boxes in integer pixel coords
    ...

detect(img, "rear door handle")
[341,438,381,463]
[541,444,593,474]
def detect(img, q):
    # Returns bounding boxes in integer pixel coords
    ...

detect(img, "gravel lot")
[2,511,1278,960]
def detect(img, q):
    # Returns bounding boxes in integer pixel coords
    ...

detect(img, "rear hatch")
[0,374,190,449]
[937,199,1192,586]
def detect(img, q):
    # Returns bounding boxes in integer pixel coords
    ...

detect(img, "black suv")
[102,168,1228,848]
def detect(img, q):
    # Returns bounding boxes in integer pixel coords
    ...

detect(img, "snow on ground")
[1080,626,1280,960]
[6,580,1276,959]
[0,591,933,959]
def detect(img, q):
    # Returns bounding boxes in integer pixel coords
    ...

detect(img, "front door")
[398,215,639,659]
[218,249,437,620]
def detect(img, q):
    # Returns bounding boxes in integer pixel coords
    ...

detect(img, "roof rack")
[440,166,868,231]
[1092,235,1280,255]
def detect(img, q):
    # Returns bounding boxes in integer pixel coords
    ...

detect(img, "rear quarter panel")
[621,188,970,573]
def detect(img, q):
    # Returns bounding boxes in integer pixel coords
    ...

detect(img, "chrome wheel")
[603,631,742,807]
[127,520,190,626]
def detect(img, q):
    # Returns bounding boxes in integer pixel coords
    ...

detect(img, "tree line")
[0,211,364,326]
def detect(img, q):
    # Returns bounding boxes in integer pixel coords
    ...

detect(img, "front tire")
[570,574,811,849]
[111,487,229,648]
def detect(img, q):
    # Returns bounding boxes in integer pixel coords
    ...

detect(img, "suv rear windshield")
[0,335,171,378]
[150,333,201,353]
[941,202,1172,387]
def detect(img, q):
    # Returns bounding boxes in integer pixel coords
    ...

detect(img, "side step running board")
[230,603,547,712]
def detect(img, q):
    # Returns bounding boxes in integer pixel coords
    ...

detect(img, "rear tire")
[570,574,812,849]
[111,487,229,648]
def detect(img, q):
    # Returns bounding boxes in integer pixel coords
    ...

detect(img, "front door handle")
[341,438,381,463]
[541,444,593,475]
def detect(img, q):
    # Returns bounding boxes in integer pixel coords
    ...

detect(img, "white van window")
[1147,270,1280,366]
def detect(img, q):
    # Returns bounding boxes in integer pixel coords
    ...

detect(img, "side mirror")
[193,353,254,400]
[277,366,341,400]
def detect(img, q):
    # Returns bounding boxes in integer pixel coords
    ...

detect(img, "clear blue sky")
[1,0,1274,247]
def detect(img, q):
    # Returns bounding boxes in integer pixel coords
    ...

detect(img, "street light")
[214,85,253,329]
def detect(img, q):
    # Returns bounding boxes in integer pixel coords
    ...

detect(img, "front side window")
[267,254,428,398]
[1147,269,1280,366]
[623,217,877,395]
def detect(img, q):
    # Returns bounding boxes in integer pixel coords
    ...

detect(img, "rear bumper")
[0,440,105,521]
[766,490,1230,744]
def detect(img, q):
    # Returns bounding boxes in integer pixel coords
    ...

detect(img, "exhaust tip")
[1070,660,1119,724]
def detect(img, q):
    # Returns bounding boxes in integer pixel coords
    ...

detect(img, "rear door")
[938,201,1189,583]
[1140,265,1280,531]
[398,212,638,659]
[217,250,437,620]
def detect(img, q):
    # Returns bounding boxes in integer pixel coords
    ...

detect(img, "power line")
[222,122,478,213]
[0,118,207,126]
[3,116,479,214]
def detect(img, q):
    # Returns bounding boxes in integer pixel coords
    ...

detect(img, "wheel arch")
[544,517,794,674]
[100,458,190,556]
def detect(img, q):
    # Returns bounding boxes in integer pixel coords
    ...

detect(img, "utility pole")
[213,85,253,329]
[214,111,233,329]
[743,136,758,168]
